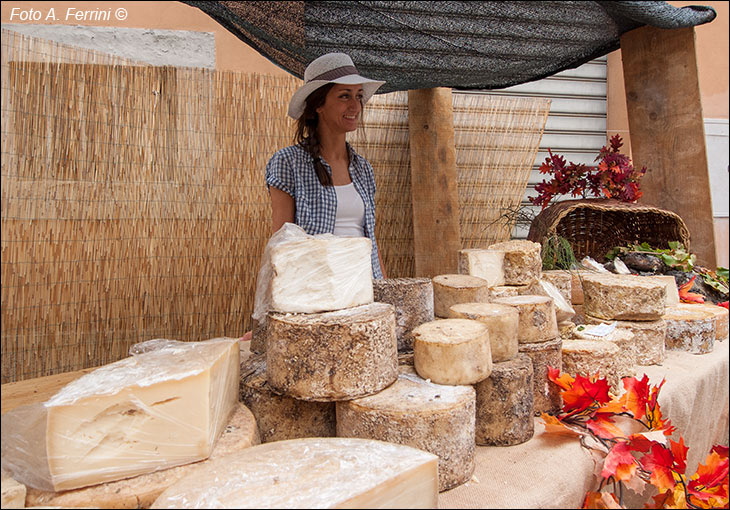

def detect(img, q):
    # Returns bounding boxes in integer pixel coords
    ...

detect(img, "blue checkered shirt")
[265,142,383,279]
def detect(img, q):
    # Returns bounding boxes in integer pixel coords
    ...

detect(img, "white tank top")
[333,182,365,238]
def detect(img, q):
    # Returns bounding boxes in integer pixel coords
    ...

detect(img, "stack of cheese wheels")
[239,355,336,443]
[487,240,543,285]
[572,324,636,379]
[584,316,666,365]
[446,302,519,362]
[372,277,434,351]
[581,274,667,321]
[266,302,398,401]
[432,274,490,318]
[662,304,716,354]
[337,366,476,492]
[411,318,492,385]
[561,339,622,391]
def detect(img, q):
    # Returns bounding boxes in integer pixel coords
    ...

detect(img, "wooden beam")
[407,88,462,277]
[620,26,717,267]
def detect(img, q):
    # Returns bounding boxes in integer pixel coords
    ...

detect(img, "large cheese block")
[645,275,680,308]
[474,354,534,446]
[432,274,490,318]
[1,472,25,509]
[457,249,505,287]
[266,303,398,401]
[561,339,622,391]
[151,437,439,508]
[336,366,475,492]
[572,324,636,378]
[584,316,666,365]
[447,302,519,362]
[24,403,259,509]
[0,338,239,492]
[492,295,559,343]
[662,304,716,354]
[487,240,542,285]
[239,354,335,443]
[412,319,492,385]
[686,303,728,340]
[518,338,563,415]
[373,277,434,351]
[541,270,573,303]
[582,274,666,320]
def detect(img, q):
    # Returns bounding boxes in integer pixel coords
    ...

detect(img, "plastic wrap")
[539,279,576,322]
[252,223,374,321]
[1,338,239,492]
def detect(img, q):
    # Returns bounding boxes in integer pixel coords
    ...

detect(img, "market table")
[1,339,727,509]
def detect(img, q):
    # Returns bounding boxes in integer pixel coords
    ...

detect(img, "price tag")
[582,322,617,337]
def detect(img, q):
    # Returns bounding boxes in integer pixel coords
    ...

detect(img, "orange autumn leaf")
[688,450,729,500]
[641,443,677,491]
[678,276,705,304]
[541,413,583,437]
[587,413,625,440]
[618,374,651,421]
[583,491,622,509]
[602,442,637,482]
[548,365,574,391]
[562,373,612,415]
[670,437,689,474]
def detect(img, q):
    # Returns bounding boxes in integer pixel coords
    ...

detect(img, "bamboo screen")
[2,30,548,383]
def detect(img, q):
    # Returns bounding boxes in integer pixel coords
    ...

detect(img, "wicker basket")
[527,199,691,262]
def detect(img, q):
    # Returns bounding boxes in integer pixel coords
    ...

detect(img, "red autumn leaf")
[618,375,651,421]
[711,445,729,457]
[678,276,705,304]
[719,301,729,310]
[670,437,689,474]
[627,433,656,453]
[689,450,730,497]
[602,441,637,481]
[583,491,622,509]
[641,443,677,491]
[562,373,611,415]
[548,365,574,391]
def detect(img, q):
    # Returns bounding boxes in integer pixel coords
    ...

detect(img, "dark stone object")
[622,252,666,273]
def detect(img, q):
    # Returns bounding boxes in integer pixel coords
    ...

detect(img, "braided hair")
[294,83,336,187]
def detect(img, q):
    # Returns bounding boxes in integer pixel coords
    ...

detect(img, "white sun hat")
[287,52,385,120]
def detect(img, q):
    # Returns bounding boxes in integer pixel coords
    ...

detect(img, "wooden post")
[407,88,462,277]
[620,26,717,267]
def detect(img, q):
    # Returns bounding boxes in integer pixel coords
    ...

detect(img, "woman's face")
[316,83,364,134]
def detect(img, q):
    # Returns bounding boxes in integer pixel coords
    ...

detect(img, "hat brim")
[287,75,385,119]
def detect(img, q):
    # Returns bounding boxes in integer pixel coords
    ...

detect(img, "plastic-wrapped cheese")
[457,248,505,287]
[25,403,259,509]
[582,274,666,320]
[266,303,398,401]
[0,338,239,492]
[572,324,636,378]
[336,366,475,492]
[474,354,534,446]
[373,277,434,351]
[412,318,492,385]
[492,295,559,343]
[151,438,439,508]
[239,355,335,443]
[432,274,490,318]
[662,305,716,354]
[561,339,622,391]
[447,302,519,362]
[584,316,666,365]
[487,240,542,285]
[518,338,563,415]
[541,270,573,303]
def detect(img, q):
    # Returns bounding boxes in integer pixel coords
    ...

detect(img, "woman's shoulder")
[270,143,309,162]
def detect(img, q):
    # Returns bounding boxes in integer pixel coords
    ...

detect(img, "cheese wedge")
[487,240,542,285]
[457,249,505,287]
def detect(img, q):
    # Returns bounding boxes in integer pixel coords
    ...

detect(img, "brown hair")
[294,83,336,187]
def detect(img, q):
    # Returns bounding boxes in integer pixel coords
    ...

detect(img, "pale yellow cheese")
[562,339,622,391]
[447,302,519,362]
[1,339,239,492]
[489,285,519,299]
[662,305,716,354]
[432,274,490,318]
[487,240,542,285]
[412,319,492,385]
[151,437,439,509]
[337,366,475,492]
[541,270,573,303]
[457,249,505,287]
[684,303,729,340]
[492,295,559,343]
[645,275,680,308]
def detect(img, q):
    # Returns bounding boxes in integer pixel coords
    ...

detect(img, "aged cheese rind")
[249,317,269,354]
[487,240,542,285]
[474,354,534,446]
[151,437,439,509]
[571,270,599,305]
[582,274,666,320]
[662,305,716,354]
[24,403,259,509]
[686,303,729,340]
[561,339,622,391]
[266,303,398,401]
[1,471,26,509]
[373,277,435,351]
[239,355,335,443]
[541,270,573,303]
[572,326,636,378]
[645,275,680,308]
[492,295,559,343]
[584,316,666,365]
[1,338,239,492]
[432,274,490,318]
[412,318,492,385]
[336,366,475,492]
[447,302,519,362]
[518,338,563,415]
[457,249,505,287]
[489,285,519,299]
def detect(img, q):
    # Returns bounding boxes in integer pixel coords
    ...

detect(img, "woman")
[265,52,387,279]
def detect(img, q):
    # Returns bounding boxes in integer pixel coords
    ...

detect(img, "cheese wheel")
[249,316,269,354]
[266,303,398,401]
[582,274,666,320]
[412,318,492,385]
[584,316,666,365]
[541,270,573,303]
[492,295,559,343]
[572,325,636,378]
[447,302,519,362]
[561,339,622,391]
[518,337,563,415]
[645,275,680,308]
[373,277,434,351]
[239,355,335,443]
[336,366,476,492]
[432,274,490,318]
[457,248,505,287]
[474,354,534,446]
[151,438,439,509]
[662,305,716,354]
[489,285,519,299]
[683,303,728,340]
[25,403,259,509]
[487,240,542,285]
